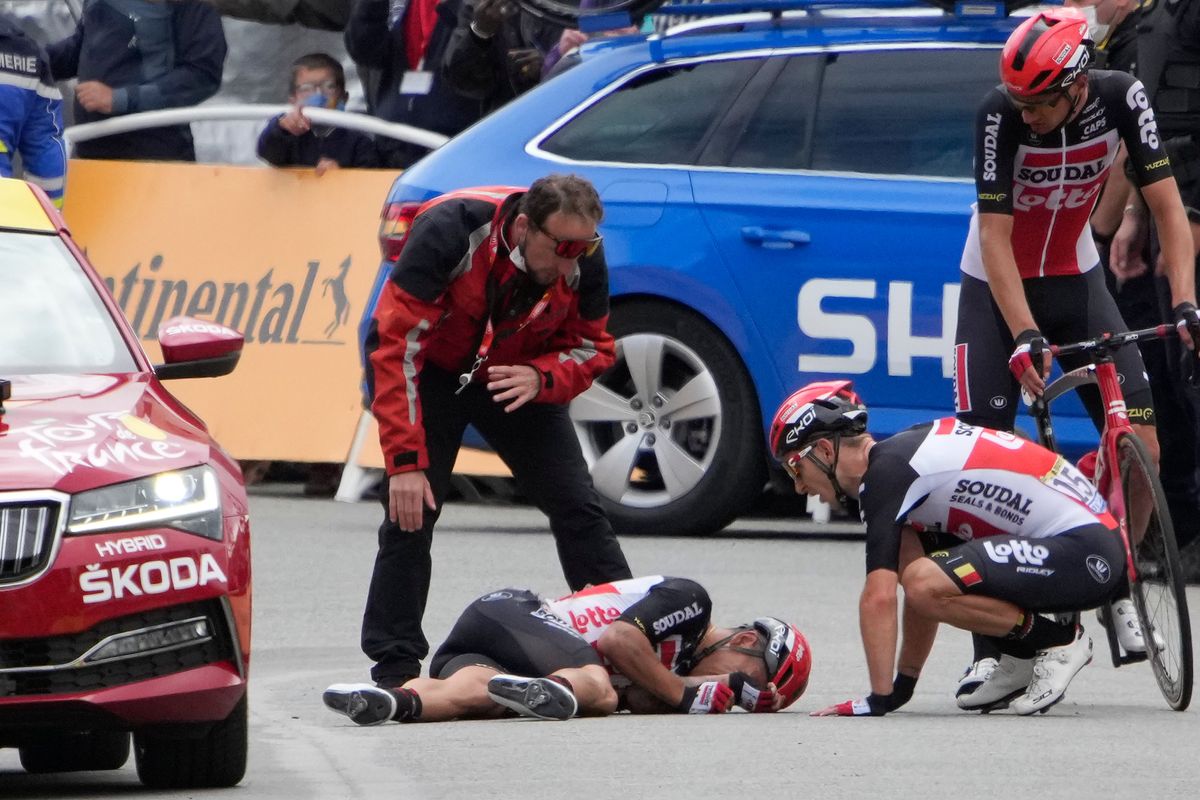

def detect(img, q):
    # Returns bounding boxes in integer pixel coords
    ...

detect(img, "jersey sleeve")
[1112,73,1173,187]
[974,87,1018,215]
[616,577,712,647]
[860,449,923,573]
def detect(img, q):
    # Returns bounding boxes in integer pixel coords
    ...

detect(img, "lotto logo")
[982,538,1049,566]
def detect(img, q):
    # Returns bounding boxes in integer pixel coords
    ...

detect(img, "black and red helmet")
[769,380,867,460]
[1000,8,1093,98]
[752,617,812,709]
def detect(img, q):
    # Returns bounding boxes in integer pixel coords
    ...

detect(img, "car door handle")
[740,226,811,248]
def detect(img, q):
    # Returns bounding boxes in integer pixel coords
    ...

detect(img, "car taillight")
[379,201,421,263]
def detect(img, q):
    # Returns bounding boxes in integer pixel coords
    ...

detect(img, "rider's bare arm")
[1143,177,1198,312]
[978,212,1038,338]
[859,568,901,696]
[597,619,687,708]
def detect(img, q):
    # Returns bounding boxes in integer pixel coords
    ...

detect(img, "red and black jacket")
[365,186,616,475]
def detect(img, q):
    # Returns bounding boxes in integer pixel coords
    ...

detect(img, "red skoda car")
[0,179,251,788]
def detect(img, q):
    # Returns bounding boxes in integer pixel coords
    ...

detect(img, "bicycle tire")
[1116,432,1193,710]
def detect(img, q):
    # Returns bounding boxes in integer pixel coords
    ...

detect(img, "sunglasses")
[782,444,814,479]
[533,221,602,259]
[1004,89,1066,112]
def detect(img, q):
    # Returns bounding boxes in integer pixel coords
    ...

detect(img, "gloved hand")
[810,692,894,717]
[1009,328,1050,394]
[1174,302,1200,388]
[728,671,777,712]
[677,681,734,714]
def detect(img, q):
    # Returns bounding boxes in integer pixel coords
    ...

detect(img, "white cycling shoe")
[957,654,1035,711]
[955,657,997,700]
[1011,630,1093,715]
[1104,598,1164,654]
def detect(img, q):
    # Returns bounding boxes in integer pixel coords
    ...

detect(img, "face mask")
[1081,6,1110,45]
[509,235,527,271]
[301,93,345,111]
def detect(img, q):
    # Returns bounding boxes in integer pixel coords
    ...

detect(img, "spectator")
[1109,0,1200,576]
[46,0,226,162]
[0,13,66,207]
[360,175,633,688]
[442,0,562,113]
[344,0,482,169]
[257,52,379,173]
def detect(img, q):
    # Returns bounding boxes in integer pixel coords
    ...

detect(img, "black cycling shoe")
[323,684,398,726]
[486,675,577,721]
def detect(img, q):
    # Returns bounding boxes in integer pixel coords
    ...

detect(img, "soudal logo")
[568,605,623,635]
[652,602,703,635]
[982,538,1049,566]
[103,253,355,345]
[80,554,228,604]
[982,112,1002,181]
[953,479,1034,514]
[1016,158,1108,185]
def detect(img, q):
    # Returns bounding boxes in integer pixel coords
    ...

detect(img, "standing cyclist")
[953,7,1200,692]
[772,381,1125,716]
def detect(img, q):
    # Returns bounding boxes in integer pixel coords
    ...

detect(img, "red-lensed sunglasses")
[782,444,815,479]
[533,221,603,259]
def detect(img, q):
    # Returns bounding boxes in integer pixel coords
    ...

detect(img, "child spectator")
[257,53,379,173]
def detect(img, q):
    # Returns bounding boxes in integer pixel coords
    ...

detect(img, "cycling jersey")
[961,70,1172,280]
[429,577,714,684]
[860,418,1116,573]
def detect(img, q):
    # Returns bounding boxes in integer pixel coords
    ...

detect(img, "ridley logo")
[1086,555,1113,584]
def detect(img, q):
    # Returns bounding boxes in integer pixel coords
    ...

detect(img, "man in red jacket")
[362,174,633,687]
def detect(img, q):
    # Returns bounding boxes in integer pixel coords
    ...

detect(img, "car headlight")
[68,466,222,540]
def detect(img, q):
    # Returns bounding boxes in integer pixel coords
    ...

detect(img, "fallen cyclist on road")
[322,575,811,724]
[771,381,1127,716]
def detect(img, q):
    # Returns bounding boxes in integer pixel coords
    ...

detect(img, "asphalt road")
[3,488,1199,799]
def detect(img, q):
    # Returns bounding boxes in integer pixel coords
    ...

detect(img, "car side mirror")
[154,316,244,380]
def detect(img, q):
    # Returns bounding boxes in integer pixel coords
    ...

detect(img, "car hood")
[0,373,210,494]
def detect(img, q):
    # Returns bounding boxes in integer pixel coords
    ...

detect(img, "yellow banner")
[63,159,398,465]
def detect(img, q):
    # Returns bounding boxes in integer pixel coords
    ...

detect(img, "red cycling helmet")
[769,380,868,460]
[752,617,812,709]
[1000,8,1093,98]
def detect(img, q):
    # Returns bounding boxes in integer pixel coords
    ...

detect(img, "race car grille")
[0,501,59,584]
[0,600,234,697]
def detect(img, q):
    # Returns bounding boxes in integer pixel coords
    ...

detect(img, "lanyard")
[456,285,554,394]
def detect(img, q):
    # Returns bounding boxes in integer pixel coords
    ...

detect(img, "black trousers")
[361,365,632,684]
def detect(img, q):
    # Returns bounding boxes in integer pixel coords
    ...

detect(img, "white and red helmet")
[752,617,812,709]
[1000,8,1093,98]
[768,380,868,461]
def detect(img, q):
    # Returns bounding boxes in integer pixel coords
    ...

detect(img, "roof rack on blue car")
[514,0,1044,29]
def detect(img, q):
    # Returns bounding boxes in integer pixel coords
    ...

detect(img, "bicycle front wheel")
[1118,432,1193,710]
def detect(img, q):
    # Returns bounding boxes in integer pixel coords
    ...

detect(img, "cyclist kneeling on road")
[773,382,1124,716]
[322,576,811,723]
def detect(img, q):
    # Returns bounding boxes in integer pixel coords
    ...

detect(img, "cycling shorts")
[953,268,1155,432]
[929,522,1126,613]
[429,589,602,679]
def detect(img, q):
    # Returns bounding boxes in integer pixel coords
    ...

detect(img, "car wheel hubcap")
[570,332,722,509]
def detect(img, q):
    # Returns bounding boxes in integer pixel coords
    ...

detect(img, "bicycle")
[1026,324,1193,711]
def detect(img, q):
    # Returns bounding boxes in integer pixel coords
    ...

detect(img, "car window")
[540,58,761,164]
[0,232,137,374]
[727,56,821,170]
[809,48,999,178]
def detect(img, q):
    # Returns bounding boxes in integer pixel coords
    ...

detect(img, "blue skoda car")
[363,0,1094,536]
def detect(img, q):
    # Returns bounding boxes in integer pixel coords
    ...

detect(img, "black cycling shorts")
[429,589,602,679]
[954,269,1155,432]
[929,523,1126,613]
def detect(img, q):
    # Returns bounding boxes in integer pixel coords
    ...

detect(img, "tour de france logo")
[103,254,355,346]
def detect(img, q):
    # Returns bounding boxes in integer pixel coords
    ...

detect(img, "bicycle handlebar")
[1048,324,1177,357]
